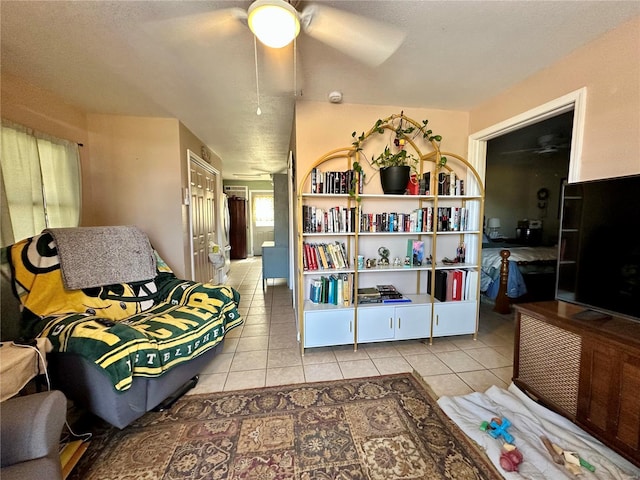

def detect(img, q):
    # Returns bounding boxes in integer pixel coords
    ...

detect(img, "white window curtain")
[252,193,274,227]
[0,119,81,247]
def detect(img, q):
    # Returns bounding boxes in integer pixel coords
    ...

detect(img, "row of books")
[303,205,357,233]
[311,168,364,195]
[428,269,478,302]
[436,207,471,232]
[358,207,470,233]
[303,241,350,271]
[309,273,354,305]
[437,172,465,196]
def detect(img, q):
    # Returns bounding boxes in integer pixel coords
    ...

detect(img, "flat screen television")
[556,174,640,321]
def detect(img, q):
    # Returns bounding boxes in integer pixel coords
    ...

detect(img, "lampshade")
[247,0,301,48]
[487,218,501,228]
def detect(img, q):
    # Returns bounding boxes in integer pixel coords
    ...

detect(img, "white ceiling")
[2,1,639,179]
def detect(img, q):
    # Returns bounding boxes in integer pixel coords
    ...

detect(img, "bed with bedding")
[481,241,558,313]
[5,227,243,428]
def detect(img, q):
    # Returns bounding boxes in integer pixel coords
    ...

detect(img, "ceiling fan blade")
[143,8,247,46]
[501,148,538,155]
[300,4,405,67]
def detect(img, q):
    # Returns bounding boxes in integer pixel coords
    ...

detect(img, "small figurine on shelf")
[456,243,466,263]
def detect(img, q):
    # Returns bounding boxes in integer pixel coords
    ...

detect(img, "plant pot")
[380,166,410,194]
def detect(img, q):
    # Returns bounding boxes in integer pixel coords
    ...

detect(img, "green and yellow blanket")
[10,233,242,392]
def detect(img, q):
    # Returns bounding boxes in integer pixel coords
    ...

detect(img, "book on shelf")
[406,239,425,267]
[357,287,381,304]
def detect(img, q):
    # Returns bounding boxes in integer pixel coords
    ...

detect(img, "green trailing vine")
[348,113,449,198]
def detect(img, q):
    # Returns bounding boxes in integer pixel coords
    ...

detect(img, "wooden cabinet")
[514,301,640,467]
[228,197,247,259]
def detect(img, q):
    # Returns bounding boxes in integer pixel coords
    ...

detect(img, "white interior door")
[188,151,218,283]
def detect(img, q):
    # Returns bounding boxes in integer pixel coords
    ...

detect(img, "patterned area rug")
[69,373,502,479]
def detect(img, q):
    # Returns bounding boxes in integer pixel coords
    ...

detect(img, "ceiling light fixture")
[247,0,300,48]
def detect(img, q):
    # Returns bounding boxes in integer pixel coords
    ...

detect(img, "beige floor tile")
[229,350,268,371]
[222,337,239,353]
[225,325,243,338]
[371,356,412,375]
[422,338,460,354]
[450,337,487,350]
[266,366,306,387]
[236,335,269,352]
[269,323,295,336]
[267,347,302,368]
[304,363,343,383]
[224,369,266,391]
[466,347,512,369]
[269,334,299,350]
[333,345,369,362]
[457,369,508,393]
[422,373,474,398]
[492,345,514,361]
[301,347,337,365]
[403,353,452,376]
[243,315,270,325]
[394,340,431,355]
[476,331,512,347]
[338,359,380,379]
[201,352,234,374]
[362,342,402,358]
[270,311,296,324]
[189,373,227,395]
[241,324,270,337]
[435,350,485,373]
[491,366,514,385]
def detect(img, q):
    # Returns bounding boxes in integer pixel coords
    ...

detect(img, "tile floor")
[189,257,516,399]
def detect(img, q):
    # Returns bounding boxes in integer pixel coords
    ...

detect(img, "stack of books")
[357,287,381,304]
[377,285,412,303]
[357,285,412,304]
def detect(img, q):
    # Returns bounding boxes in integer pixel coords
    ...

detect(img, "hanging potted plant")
[351,113,447,195]
[371,146,417,194]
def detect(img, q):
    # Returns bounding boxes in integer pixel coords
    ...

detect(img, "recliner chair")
[1,390,67,480]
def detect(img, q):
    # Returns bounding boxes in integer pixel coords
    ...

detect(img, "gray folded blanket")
[44,226,157,289]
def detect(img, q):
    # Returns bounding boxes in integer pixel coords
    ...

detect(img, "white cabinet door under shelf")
[394,303,431,340]
[432,302,477,337]
[357,303,430,343]
[357,306,395,343]
[304,307,354,348]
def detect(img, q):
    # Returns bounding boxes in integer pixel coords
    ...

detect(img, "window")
[1,120,81,246]
[252,193,274,227]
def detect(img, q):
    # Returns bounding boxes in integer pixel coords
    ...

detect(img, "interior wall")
[294,102,470,192]
[469,15,640,181]
[86,114,186,275]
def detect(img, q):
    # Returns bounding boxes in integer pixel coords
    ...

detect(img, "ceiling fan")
[502,133,570,156]
[153,0,406,67]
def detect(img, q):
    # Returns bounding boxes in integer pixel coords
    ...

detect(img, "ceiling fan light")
[248,0,300,48]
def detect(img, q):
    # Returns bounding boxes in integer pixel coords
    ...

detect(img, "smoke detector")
[328,91,343,104]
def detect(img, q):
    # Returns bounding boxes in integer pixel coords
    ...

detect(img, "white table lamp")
[488,218,501,238]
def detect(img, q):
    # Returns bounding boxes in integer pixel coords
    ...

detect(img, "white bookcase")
[296,113,485,353]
